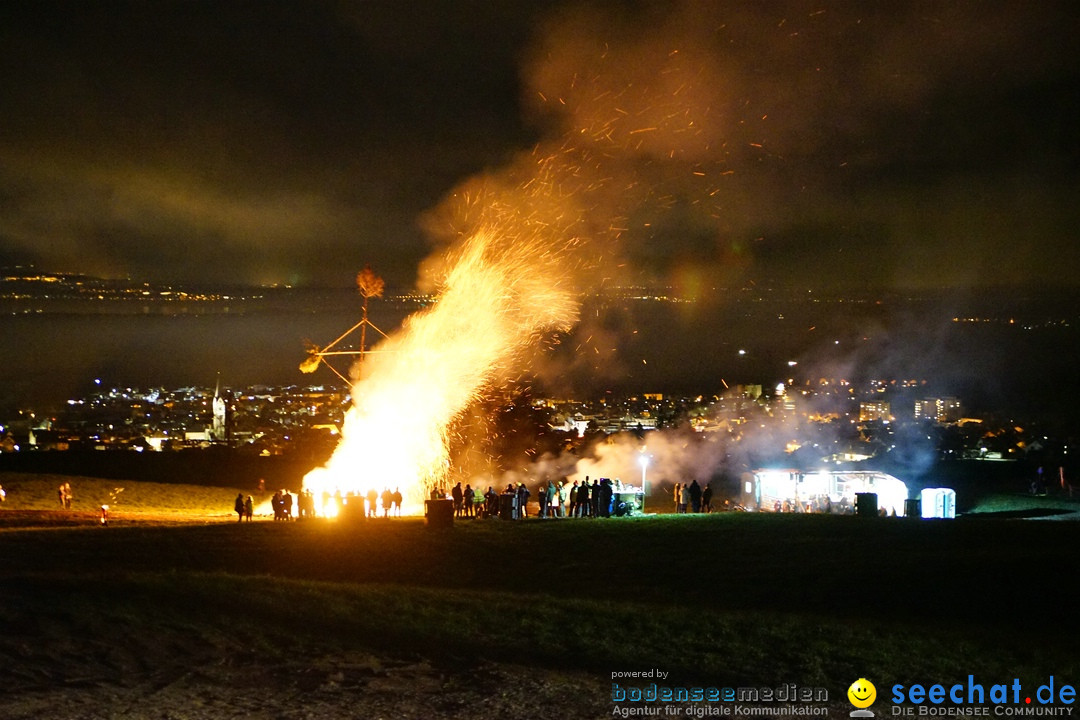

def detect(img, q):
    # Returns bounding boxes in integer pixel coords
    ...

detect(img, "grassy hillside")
[1,474,1077,718]
[0,471,268,515]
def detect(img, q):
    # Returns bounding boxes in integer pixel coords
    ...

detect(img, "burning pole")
[299,265,388,385]
[355,265,385,370]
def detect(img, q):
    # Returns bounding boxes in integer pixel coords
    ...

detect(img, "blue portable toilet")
[919,488,956,519]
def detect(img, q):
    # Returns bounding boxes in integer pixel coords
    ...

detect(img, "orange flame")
[303,216,580,514]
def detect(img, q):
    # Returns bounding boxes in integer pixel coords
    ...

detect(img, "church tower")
[211,375,228,442]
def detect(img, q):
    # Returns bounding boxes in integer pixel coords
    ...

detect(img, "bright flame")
[303,214,581,514]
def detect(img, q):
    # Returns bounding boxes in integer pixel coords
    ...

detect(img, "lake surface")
[2,288,1077,424]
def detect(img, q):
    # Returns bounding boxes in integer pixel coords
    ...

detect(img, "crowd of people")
[442,476,651,520]
[269,488,322,520]
[671,480,715,513]
[233,493,254,522]
[235,487,406,522]
[236,478,720,522]
[361,488,403,518]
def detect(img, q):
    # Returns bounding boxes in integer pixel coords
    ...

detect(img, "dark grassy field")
[1,479,1077,719]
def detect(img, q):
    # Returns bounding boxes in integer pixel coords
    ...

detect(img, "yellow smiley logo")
[848,678,877,708]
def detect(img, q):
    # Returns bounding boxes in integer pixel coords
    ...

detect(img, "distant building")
[562,414,592,438]
[210,377,229,442]
[859,401,892,422]
[601,414,657,434]
[914,397,961,424]
[737,384,763,400]
[184,429,212,443]
[774,383,796,413]
[211,391,227,440]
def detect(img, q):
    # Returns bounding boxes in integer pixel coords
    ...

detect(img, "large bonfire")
[302,159,585,514]
[303,5,737,512]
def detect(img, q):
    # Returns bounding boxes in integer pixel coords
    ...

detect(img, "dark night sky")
[1,1,1078,291]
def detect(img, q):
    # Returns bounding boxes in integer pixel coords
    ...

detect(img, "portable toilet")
[919,488,956,519]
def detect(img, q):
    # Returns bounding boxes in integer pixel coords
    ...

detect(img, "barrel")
[424,498,454,528]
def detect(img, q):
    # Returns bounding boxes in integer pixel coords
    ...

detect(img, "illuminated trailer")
[612,488,646,516]
[741,469,910,516]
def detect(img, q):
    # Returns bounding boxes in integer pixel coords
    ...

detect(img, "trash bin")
[341,496,366,522]
[498,493,518,520]
[854,492,878,517]
[424,499,454,528]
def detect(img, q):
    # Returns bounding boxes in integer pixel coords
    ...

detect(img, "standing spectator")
[568,480,579,518]
[452,482,464,517]
[381,488,393,517]
[673,483,682,513]
[688,479,702,513]
[537,481,549,518]
[463,484,475,517]
[576,480,590,518]
[234,493,245,522]
[701,483,713,513]
[244,495,254,521]
[598,478,613,517]
[516,483,530,519]
[392,487,403,516]
[282,490,294,520]
[676,483,688,514]
[367,488,378,518]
